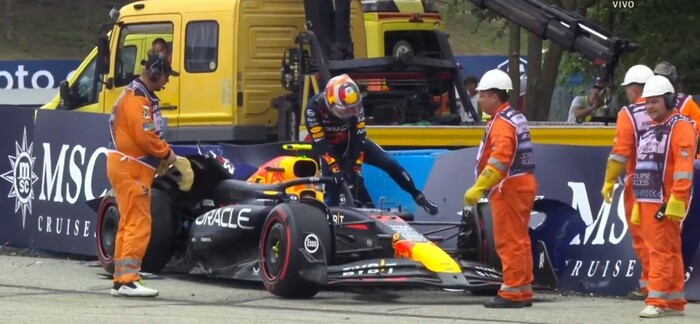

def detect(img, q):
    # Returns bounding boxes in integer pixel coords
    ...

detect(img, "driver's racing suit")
[304,93,439,215]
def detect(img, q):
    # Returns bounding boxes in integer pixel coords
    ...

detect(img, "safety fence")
[1,106,700,300]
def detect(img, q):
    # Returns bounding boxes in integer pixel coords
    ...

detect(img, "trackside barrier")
[0,108,699,299]
[362,145,700,299]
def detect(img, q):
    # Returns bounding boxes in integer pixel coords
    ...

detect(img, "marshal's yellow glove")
[601,158,625,204]
[173,156,194,192]
[665,194,687,222]
[464,165,503,206]
[631,203,640,225]
[156,156,195,192]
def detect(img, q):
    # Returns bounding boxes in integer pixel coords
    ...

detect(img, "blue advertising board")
[0,107,37,247]
[361,145,700,298]
[0,60,82,90]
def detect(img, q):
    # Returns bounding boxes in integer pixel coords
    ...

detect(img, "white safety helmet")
[641,75,675,98]
[620,64,654,86]
[476,69,513,91]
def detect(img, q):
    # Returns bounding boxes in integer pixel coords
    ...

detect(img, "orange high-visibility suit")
[107,79,172,284]
[632,111,696,311]
[677,93,700,157]
[472,103,537,302]
[606,97,652,293]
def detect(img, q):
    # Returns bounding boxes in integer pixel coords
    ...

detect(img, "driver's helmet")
[323,74,363,120]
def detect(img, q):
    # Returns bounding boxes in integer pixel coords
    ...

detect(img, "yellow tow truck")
[42,0,635,148]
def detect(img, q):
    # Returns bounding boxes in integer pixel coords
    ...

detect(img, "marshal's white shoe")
[639,305,664,318]
[116,280,159,297]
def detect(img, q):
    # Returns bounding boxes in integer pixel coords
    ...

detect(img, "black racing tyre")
[477,203,502,271]
[260,202,332,299]
[95,188,176,274]
[142,188,176,273]
[96,190,119,274]
[456,207,484,262]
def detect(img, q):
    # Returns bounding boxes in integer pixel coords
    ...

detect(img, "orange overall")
[677,93,700,157]
[475,103,537,302]
[107,79,171,284]
[609,97,652,292]
[632,111,696,311]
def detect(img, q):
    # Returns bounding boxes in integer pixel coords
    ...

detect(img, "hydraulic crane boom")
[469,0,638,87]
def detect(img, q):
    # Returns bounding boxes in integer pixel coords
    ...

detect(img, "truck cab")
[42,0,460,145]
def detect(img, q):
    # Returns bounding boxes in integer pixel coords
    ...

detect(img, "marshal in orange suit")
[107,53,179,298]
[464,69,537,308]
[631,75,696,318]
[601,64,655,300]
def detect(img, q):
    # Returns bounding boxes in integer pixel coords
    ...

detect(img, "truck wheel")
[260,202,331,299]
[95,188,176,274]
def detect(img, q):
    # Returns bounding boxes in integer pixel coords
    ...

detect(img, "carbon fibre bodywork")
[93,145,573,296]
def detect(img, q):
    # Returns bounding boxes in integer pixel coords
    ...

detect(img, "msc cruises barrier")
[1,107,699,299]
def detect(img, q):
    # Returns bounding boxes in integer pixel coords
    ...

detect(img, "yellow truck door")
[101,14,182,128]
[236,0,306,130]
[178,12,232,132]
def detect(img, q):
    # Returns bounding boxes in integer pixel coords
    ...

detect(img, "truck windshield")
[113,22,174,88]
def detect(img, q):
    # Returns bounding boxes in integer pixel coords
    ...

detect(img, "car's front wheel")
[259,202,332,299]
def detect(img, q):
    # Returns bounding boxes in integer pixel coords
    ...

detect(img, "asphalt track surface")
[1,253,699,324]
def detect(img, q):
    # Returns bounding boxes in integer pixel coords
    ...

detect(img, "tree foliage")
[559,0,700,98]
[441,0,700,119]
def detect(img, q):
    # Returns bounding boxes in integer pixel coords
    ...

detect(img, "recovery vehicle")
[42,0,477,145]
[42,0,636,149]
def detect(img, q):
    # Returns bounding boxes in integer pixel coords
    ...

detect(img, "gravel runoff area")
[0,246,698,324]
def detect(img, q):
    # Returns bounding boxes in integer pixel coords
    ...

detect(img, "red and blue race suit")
[304,93,438,214]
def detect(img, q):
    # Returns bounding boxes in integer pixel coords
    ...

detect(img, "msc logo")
[1,127,39,229]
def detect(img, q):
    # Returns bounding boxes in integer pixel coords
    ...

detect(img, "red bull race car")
[91,143,570,299]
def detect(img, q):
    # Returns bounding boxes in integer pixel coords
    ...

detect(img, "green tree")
[443,0,578,121]
[559,0,700,101]
[442,0,700,119]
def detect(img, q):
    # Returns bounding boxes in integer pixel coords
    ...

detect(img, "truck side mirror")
[96,35,111,75]
[59,80,76,110]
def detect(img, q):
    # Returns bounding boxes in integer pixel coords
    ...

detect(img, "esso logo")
[304,233,319,253]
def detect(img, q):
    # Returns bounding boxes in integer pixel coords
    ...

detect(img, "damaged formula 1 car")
[90,143,579,298]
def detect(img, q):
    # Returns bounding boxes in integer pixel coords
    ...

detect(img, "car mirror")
[59,80,76,110]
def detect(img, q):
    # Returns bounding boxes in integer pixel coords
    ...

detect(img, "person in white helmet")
[464,69,537,308]
[630,75,694,318]
[600,64,655,301]
[654,61,700,150]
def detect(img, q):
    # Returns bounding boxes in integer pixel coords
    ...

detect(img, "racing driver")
[304,74,439,215]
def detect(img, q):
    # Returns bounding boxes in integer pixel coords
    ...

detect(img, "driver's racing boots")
[414,192,439,215]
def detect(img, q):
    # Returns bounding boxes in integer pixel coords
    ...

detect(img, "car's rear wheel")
[95,188,176,275]
[96,190,119,274]
[260,202,332,299]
